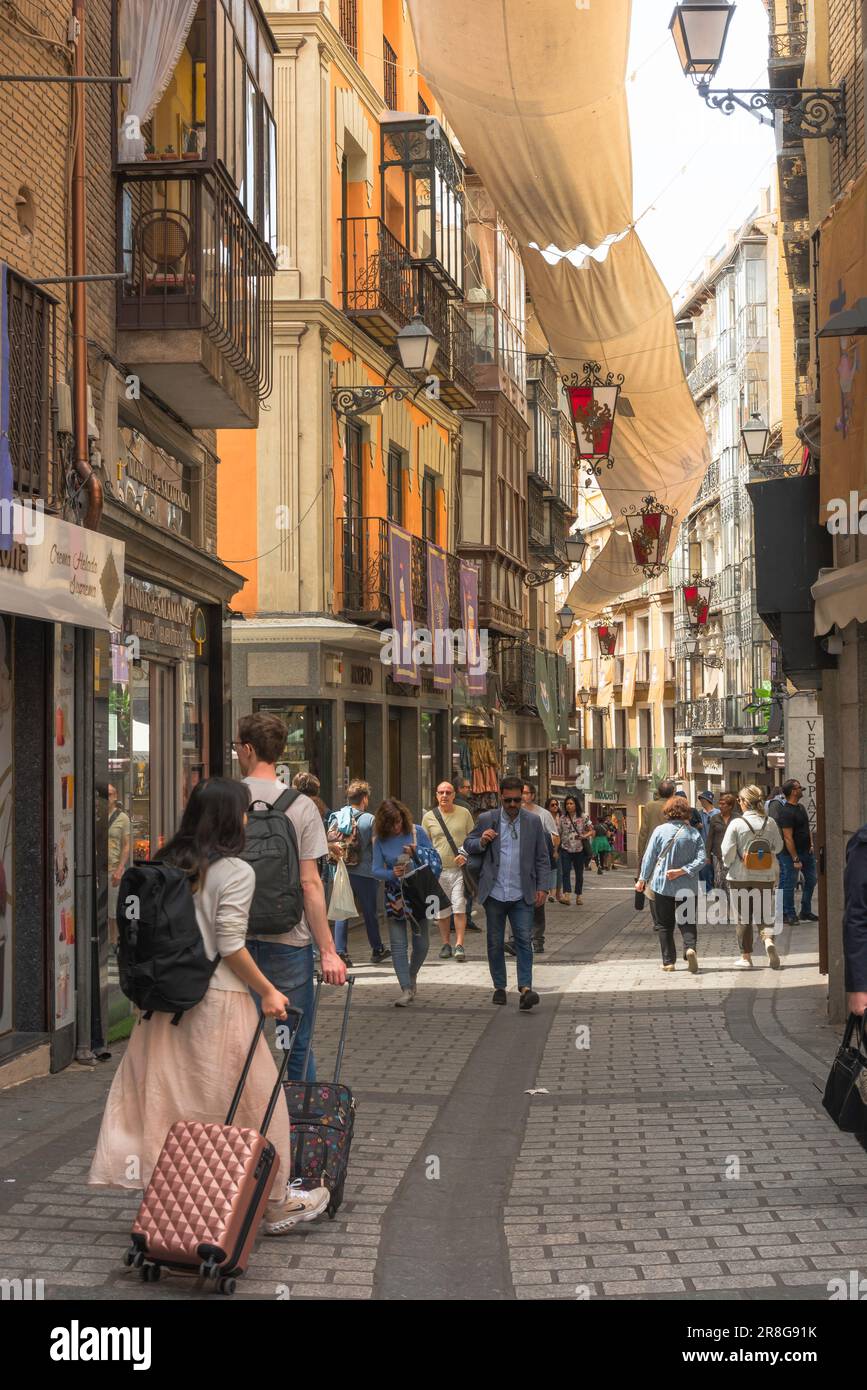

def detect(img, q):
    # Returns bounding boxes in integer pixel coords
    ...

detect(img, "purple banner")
[0,265,12,551]
[460,562,486,696]
[388,522,418,684]
[426,542,452,689]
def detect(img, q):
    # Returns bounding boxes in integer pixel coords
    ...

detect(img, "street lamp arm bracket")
[697,81,847,148]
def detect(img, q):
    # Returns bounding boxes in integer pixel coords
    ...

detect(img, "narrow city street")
[1,875,861,1303]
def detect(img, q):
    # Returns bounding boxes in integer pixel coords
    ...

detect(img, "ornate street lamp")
[577,685,592,707]
[593,621,619,658]
[682,574,714,630]
[622,495,677,579]
[670,1,846,146]
[683,634,723,668]
[740,414,800,477]
[557,603,575,636]
[526,529,588,588]
[331,314,439,420]
[562,362,624,481]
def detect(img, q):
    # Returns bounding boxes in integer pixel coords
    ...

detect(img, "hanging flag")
[388,523,417,684]
[0,265,13,552]
[652,747,669,786]
[535,647,558,744]
[557,655,570,742]
[621,652,638,707]
[460,562,486,695]
[426,542,451,688]
[603,747,616,794]
[625,748,639,795]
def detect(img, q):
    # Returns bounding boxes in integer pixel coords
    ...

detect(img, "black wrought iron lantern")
[669,2,735,82]
[562,362,624,478]
[622,495,677,578]
[557,603,575,636]
[682,575,714,630]
[593,621,619,658]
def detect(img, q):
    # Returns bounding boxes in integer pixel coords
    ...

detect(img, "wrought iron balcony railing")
[500,640,537,711]
[687,346,718,398]
[675,697,725,736]
[418,267,476,407]
[769,25,807,60]
[342,216,414,334]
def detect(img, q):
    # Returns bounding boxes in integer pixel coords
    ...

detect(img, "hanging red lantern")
[593,622,619,657]
[622,495,677,578]
[682,575,714,630]
[562,361,624,476]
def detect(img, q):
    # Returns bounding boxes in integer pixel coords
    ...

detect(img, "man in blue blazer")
[463,775,549,1010]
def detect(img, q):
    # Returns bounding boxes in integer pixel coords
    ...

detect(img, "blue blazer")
[463,807,549,906]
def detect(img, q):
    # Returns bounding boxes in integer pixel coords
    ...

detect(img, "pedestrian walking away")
[463,775,549,1009]
[697,790,720,890]
[235,713,346,1086]
[328,780,391,966]
[721,785,784,970]
[373,798,442,1006]
[705,790,740,898]
[522,782,559,952]
[90,777,329,1235]
[635,795,707,973]
[637,779,677,930]
[592,822,612,874]
[776,778,818,925]
[422,781,475,962]
[557,794,591,904]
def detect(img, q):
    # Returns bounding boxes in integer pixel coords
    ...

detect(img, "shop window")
[253,701,332,802]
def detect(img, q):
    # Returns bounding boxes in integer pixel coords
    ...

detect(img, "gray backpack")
[242,788,304,935]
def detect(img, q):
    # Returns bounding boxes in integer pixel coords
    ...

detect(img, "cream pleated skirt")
[88,986,292,1192]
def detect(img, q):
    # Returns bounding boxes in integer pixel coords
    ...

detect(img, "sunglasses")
[502,795,522,804]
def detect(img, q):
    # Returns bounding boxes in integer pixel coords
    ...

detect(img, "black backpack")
[116,861,218,1022]
[243,787,305,935]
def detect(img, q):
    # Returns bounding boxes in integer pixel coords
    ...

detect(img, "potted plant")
[161,145,176,160]
[182,128,200,159]
[145,143,157,160]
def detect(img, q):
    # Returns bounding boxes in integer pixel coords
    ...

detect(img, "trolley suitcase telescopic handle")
[226,1006,304,1133]
[302,974,355,1084]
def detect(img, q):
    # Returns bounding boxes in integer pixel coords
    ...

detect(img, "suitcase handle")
[226,1006,303,1131]
[302,974,355,1083]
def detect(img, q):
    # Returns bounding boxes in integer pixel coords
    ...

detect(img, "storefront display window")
[253,701,332,803]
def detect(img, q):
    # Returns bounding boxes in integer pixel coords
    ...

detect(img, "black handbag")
[823,1013,867,1133]
[634,889,646,911]
[399,851,450,928]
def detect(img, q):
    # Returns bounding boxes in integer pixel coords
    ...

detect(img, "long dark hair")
[563,794,581,819]
[159,777,250,887]
[373,797,413,839]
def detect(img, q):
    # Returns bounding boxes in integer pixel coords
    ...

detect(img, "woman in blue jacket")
[635,795,707,973]
[373,797,442,1007]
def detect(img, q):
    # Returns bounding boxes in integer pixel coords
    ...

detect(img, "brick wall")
[829,0,866,196]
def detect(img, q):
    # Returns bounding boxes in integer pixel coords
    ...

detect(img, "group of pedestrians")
[635,775,817,974]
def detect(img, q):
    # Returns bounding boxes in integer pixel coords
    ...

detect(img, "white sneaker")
[765,940,781,970]
[732,956,753,969]
[394,989,414,1007]
[263,1180,329,1235]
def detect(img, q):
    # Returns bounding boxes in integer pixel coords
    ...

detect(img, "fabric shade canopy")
[812,557,867,634]
[407,0,634,252]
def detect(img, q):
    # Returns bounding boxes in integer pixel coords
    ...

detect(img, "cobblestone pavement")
[0,873,863,1301]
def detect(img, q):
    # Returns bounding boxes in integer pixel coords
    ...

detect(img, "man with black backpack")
[235,714,346,1085]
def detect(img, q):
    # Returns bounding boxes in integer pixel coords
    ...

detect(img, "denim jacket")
[639,821,707,897]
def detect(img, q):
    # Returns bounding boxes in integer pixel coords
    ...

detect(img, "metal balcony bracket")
[697,80,847,150]
[331,383,424,422]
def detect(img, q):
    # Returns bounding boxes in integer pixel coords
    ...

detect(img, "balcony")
[527,353,559,403]
[500,640,537,711]
[694,457,720,507]
[5,267,57,502]
[117,167,274,428]
[724,694,771,736]
[335,517,463,628]
[464,301,527,408]
[687,347,718,400]
[342,217,414,345]
[675,697,725,737]
[528,480,547,548]
[419,269,476,409]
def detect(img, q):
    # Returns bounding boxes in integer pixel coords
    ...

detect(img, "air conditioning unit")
[54,382,73,436]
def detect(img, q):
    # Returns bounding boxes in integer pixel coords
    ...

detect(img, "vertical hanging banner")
[388,523,418,684]
[535,648,558,744]
[652,747,669,786]
[557,656,570,743]
[426,542,452,689]
[603,747,617,794]
[460,562,486,695]
[626,748,640,795]
[0,264,13,551]
[621,652,638,707]
[648,649,666,707]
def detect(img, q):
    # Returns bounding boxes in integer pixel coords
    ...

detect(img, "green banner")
[652,747,669,786]
[626,748,640,796]
[556,655,570,743]
[603,747,617,793]
[535,648,558,744]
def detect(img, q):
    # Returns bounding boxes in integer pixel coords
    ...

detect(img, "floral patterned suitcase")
[284,976,355,1217]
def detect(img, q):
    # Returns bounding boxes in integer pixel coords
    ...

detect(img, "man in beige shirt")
[422,782,475,962]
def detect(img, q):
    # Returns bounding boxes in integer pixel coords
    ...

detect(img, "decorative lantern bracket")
[562,362,624,484]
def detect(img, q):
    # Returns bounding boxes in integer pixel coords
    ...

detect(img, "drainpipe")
[71,0,103,530]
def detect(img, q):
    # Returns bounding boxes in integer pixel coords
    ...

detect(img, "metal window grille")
[339,0,358,59]
[6,267,56,500]
[383,38,398,111]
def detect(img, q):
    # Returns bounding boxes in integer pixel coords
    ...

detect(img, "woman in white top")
[721,784,785,970]
[89,778,327,1235]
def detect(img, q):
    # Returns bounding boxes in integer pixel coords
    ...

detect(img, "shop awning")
[812,558,867,634]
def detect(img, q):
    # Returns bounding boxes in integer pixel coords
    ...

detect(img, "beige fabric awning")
[812,559,867,634]
[407,0,634,251]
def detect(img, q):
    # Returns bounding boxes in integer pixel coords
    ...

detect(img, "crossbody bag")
[432,807,478,897]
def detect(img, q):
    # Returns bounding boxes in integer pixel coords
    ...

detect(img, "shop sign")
[595,790,618,804]
[123,577,198,659]
[110,425,192,538]
[351,664,373,687]
[0,508,123,631]
[702,758,723,776]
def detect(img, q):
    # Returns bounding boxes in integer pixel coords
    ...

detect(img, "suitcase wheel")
[124,1245,146,1269]
[141,1263,161,1283]
[217,1276,236,1296]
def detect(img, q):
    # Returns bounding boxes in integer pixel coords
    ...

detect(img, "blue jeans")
[484,896,534,991]
[560,849,585,896]
[333,873,384,955]
[246,939,316,1083]
[778,849,817,917]
[388,919,429,990]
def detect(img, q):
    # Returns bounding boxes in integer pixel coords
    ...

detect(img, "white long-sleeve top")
[194,856,255,992]
[721,811,783,883]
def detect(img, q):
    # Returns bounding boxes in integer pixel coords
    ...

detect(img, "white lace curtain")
[118,0,200,162]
